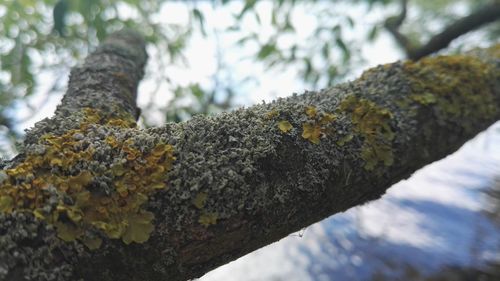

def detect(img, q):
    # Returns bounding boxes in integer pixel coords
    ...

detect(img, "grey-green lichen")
[0,212,76,281]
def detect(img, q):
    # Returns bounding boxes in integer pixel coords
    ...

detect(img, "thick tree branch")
[0,31,499,281]
[385,1,500,60]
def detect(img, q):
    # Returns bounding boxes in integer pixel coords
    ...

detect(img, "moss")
[0,107,175,249]
[403,54,498,133]
[339,96,395,171]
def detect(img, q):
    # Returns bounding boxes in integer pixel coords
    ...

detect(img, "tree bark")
[0,31,499,281]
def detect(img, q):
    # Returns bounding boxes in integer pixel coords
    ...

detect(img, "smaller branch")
[23,30,148,146]
[384,0,414,55]
[385,1,500,60]
[60,29,147,119]
[409,3,500,60]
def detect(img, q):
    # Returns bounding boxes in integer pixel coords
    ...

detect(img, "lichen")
[301,122,322,144]
[0,107,175,249]
[403,55,498,133]
[198,212,218,227]
[305,106,317,118]
[192,192,208,209]
[300,105,336,144]
[339,96,395,170]
[278,120,293,133]
[0,212,75,281]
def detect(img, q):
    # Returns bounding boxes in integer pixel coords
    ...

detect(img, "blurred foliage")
[0,0,499,157]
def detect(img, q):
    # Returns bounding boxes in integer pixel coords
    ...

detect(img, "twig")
[385,1,500,60]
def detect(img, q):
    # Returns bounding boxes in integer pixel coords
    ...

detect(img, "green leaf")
[238,0,258,19]
[327,65,338,82]
[254,10,261,25]
[332,24,341,36]
[189,84,204,101]
[257,43,277,60]
[283,14,294,32]
[289,45,297,61]
[303,58,313,80]
[346,16,354,28]
[192,8,206,36]
[321,43,330,59]
[271,9,277,25]
[53,0,68,36]
[236,33,257,45]
[336,38,350,62]
[368,25,379,42]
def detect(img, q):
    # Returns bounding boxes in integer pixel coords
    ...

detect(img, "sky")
[13,1,403,135]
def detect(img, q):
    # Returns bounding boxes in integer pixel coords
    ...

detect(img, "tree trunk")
[0,31,499,281]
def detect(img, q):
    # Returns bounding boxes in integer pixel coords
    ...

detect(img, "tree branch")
[385,1,500,60]
[384,0,413,54]
[0,31,499,281]
[23,29,147,146]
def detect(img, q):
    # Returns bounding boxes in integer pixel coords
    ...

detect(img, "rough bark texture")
[0,31,499,281]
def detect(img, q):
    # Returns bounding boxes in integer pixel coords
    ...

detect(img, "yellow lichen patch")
[55,221,83,242]
[0,195,13,212]
[0,107,175,249]
[122,210,155,244]
[106,136,119,148]
[340,96,395,170]
[83,108,102,124]
[278,120,293,133]
[302,123,322,144]
[403,55,498,132]
[83,107,137,129]
[320,113,336,125]
[82,237,103,250]
[193,192,208,209]
[199,212,218,227]
[107,119,136,128]
[68,171,93,192]
[336,134,354,146]
[411,92,437,105]
[301,106,337,144]
[305,106,317,118]
[265,109,279,119]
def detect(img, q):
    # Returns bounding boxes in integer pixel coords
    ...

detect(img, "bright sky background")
[15,1,403,136]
